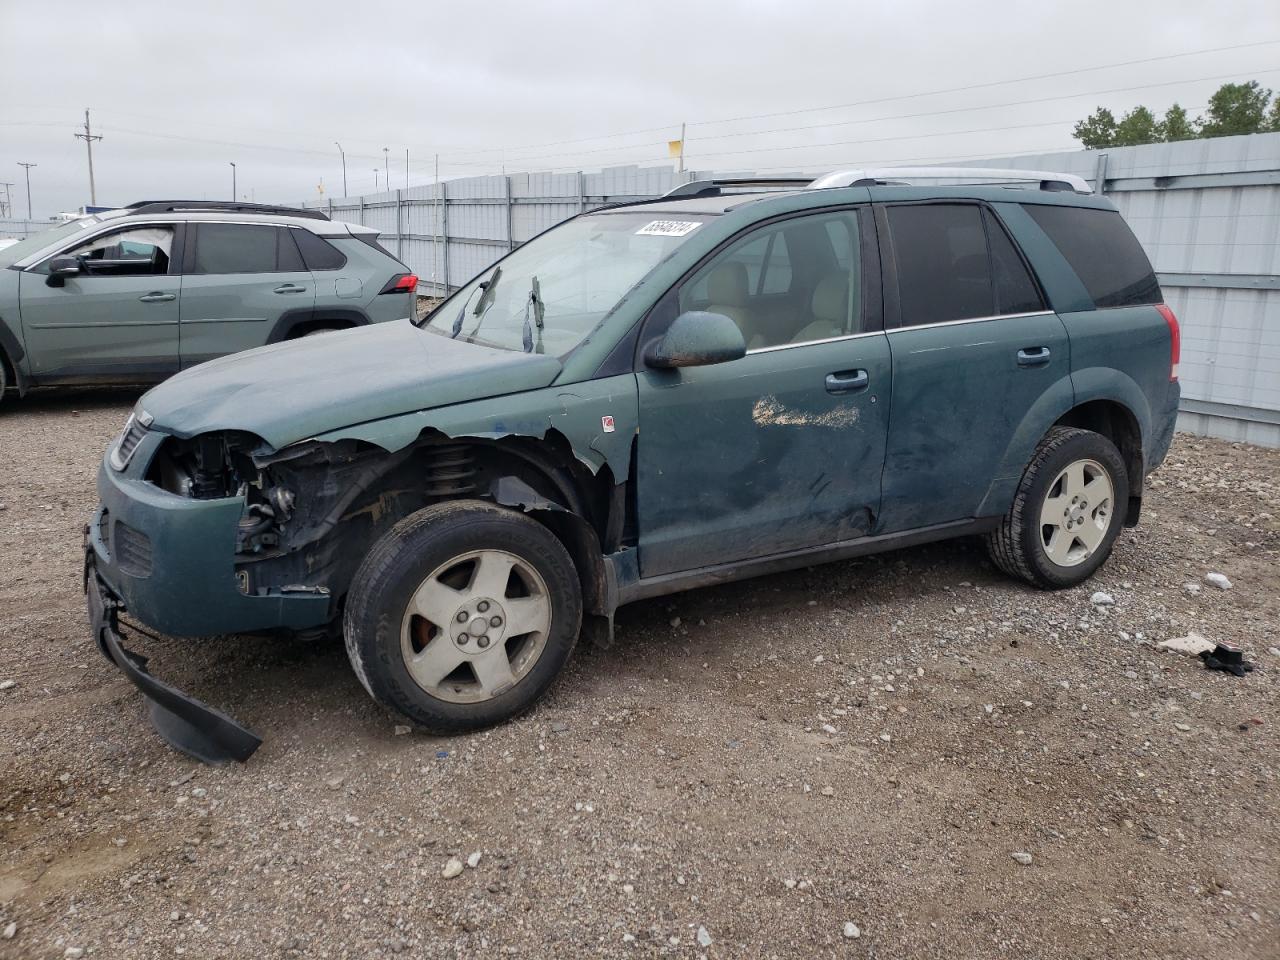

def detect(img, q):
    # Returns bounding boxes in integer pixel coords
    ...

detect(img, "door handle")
[1017,346,1052,367]
[825,369,869,394]
[274,283,307,294]
[138,292,176,303]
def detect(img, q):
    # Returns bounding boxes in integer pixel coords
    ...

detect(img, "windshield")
[423,211,711,354]
[2,217,103,265]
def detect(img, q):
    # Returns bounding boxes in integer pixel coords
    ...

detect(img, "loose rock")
[442,858,464,879]
[1011,851,1033,865]
[2,922,15,939]
[466,851,482,869]
[697,926,712,947]
[843,922,861,939]
[1091,591,1115,606]
[1205,572,1233,590]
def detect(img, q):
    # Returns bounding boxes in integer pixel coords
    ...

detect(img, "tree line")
[1073,80,1280,149]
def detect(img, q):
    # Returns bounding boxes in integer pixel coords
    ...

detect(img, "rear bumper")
[90,441,330,637]
[86,550,262,763]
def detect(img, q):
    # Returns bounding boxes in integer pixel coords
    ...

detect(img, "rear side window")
[984,210,1044,315]
[293,229,347,270]
[1025,204,1161,308]
[193,224,281,274]
[888,204,1044,326]
[888,204,992,326]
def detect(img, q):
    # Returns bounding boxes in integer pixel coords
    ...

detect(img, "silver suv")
[0,201,417,402]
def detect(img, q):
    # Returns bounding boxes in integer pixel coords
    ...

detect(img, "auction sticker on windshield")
[636,220,702,237]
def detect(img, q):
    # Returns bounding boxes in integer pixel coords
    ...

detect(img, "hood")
[141,319,564,449]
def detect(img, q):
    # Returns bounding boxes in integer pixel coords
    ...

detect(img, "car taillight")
[1155,303,1180,381]
[379,273,418,295]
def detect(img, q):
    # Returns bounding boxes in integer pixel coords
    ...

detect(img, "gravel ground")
[1,387,1277,960]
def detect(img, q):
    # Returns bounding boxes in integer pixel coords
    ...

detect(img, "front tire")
[987,427,1129,589]
[344,500,582,732]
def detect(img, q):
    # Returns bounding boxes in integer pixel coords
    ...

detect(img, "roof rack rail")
[123,200,331,221]
[808,167,1092,194]
[663,177,813,200]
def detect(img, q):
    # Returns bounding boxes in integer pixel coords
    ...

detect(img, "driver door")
[19,223,182,381]
[635,207,892,577]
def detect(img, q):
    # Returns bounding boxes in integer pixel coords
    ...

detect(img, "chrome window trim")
[887,310,1055,332]
[745,330,884,355]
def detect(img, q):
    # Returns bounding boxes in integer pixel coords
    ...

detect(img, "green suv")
[84,169,1182,763]
[0,201,416,400]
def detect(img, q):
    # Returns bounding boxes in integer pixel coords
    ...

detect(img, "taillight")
[378,273,418,295]
[1155,303,1180,381]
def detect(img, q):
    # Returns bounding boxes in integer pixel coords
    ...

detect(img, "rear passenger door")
[876,202,1072,532]
[177,222,316,366]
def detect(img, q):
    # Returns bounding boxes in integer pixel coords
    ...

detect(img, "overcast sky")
[2,0,1278,218]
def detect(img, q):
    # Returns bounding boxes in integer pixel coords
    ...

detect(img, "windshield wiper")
[459,265,502,340]
[521,275,545,354]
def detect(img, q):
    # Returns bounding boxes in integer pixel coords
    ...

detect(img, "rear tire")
[344,500,582,732]
[986,427,1129,589]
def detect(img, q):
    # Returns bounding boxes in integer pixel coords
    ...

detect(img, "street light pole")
[334,141,347,198]
[17,162,36,219]
[230,162,237,201]
[383,147,390,195]
[373,169,379,192]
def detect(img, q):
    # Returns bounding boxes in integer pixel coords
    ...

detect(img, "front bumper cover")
[86,540,262,765]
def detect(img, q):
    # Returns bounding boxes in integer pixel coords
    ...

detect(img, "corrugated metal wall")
[306,132,1275,449]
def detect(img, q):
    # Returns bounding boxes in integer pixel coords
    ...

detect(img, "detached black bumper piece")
[86,560,262,765]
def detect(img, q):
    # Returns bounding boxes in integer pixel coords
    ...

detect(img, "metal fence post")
[396,188,404,261]
[505,176,514,252]
[1093,152,1109,195]
[440,180,450,296]
[577,170,586,214]
[359,196,365,226]
[327,198,333,219]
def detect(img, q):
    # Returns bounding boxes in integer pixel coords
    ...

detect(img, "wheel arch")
[1052,397,1146,525]
[266,307,371,343]
[0,317,30,395]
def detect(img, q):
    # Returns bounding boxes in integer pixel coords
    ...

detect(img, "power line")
[687,38,1280,128]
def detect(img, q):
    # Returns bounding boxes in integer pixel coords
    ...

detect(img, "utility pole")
[373,169,379,192]
[679,121,686,175]
[0,182,12,219]
[230,162,237,201]
[17,163,36,220]
[334,141,347,197]
[383,147,390,194]
[73,108,103,206]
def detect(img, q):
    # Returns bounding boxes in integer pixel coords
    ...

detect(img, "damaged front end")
[90,409,630,763]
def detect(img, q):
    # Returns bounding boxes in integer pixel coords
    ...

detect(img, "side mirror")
[46,257,82,287]
[643,310,746,369]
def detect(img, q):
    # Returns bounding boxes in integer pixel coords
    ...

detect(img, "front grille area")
[113,521,154,578]
[110,416,149,471]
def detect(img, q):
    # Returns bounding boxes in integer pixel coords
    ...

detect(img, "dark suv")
[84,168,1181,762]
[0,201,416,400]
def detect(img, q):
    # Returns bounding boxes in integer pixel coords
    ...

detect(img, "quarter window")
[1025,204,1161,308]
[59,226,174,276]
[293,229,347,270]
[679,210,863,350]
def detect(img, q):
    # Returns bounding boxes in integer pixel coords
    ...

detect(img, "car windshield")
[423,211,711,354]
[1,217,103,264]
